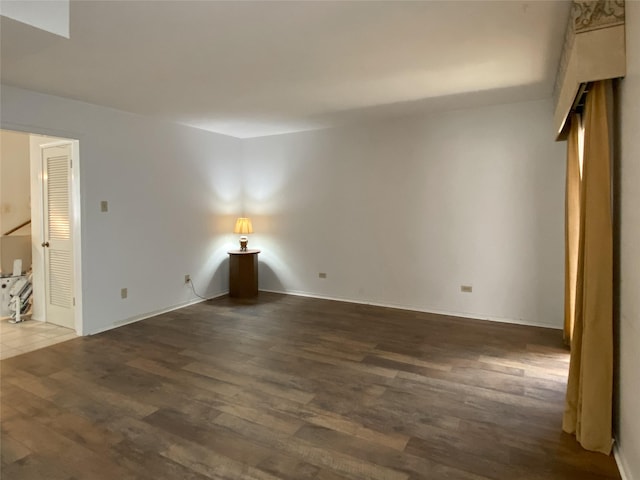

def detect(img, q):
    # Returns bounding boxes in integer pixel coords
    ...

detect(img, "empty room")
[0,1,638,479]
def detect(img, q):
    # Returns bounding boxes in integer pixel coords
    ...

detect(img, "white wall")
[0,87,567,334]
[616,2,640,477]
[0,130,31,235]
[1,85,243,334]
[243,99,565,328]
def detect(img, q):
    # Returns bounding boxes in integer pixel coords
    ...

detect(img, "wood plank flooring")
[0,292,621,479]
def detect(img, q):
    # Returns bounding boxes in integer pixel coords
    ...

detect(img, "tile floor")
[0,317,77,360]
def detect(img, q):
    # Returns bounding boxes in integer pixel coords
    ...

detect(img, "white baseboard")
[87,287,561,336]
[88,291,228,336]
[259,288,562,330]
[614,442,633,480]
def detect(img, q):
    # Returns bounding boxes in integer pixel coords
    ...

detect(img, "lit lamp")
[233,217,253,251]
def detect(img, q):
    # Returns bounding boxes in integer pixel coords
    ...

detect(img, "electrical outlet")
[318,272,327,279]
[185,274,191,284]
[121,287,128,299]
[460,285,473,293]
[100,200,108,212]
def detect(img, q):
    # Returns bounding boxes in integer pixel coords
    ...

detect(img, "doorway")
[40,141,76,329]
[0,129,82,357]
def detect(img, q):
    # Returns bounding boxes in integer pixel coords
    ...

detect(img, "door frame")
[2,122,83,335]
[38,139,82,334]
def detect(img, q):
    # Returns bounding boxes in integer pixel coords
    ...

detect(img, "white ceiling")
[1,1,571,138]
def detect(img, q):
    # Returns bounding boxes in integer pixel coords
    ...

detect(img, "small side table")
[228,249,260,298]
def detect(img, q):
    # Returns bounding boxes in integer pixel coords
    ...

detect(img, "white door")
[42,143,75,329]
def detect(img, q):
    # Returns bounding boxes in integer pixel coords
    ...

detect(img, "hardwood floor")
[0,292,620,479]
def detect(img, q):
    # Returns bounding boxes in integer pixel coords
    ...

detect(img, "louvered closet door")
[42,144,74,329]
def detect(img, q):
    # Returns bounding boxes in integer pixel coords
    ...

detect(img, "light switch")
[101,200,108,212]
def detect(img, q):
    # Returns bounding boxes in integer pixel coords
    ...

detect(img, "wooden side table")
[228,249,260,298]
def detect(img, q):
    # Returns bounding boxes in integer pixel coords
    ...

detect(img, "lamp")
[233,217,253,251]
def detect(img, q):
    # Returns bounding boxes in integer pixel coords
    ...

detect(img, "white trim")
[88,291,228,336]
[259,288,562,330]
[70,140,83,335]
[614,442,632,480]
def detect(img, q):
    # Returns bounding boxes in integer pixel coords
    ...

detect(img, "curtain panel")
[563,80,614,455]
[564,114,582,345]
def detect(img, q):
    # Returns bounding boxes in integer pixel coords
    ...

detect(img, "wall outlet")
[184,274,191,284]
[318,272,327,279]
[121,287,128,299]
[460,285,473,293]
[100,200,108,212]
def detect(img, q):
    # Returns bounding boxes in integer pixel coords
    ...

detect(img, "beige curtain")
[563,80,614,454]
[564,114,582,345]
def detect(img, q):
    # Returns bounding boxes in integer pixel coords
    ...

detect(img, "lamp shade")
[233,217,253,235]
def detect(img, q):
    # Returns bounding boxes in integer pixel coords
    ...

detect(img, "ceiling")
[1,1,571,138]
